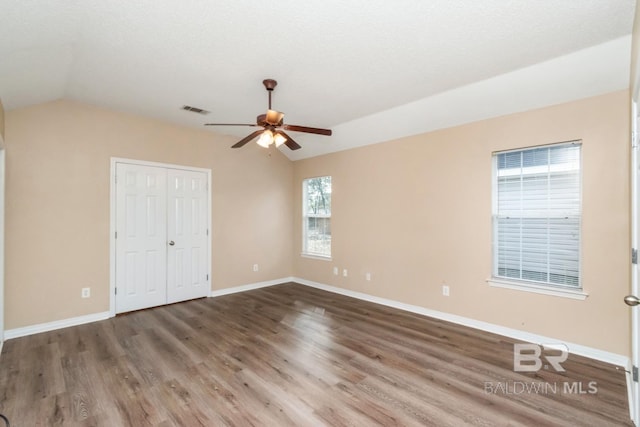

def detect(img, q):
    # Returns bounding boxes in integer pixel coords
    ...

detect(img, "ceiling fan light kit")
[205,79,332,151]
[274,132,287,147]
[256,130,272,148]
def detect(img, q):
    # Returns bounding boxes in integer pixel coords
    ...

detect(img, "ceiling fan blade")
[265,109,284,126]
[205,123,259,127]
[282,124,332,136]
[231,130,265,148]
[278,131,302,150]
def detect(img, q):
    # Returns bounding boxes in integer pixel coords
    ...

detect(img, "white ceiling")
[0,0,636,160]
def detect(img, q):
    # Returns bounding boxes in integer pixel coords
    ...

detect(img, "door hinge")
[115,287,118,295]
[207,229,209,236]
[633,365,638,382]
[206,274,209,281]
[633,130,638,148]
[115,231,118,239]
[633,248,637,265]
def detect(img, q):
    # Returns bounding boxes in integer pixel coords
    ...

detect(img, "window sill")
[487,278,588,300]
[301,253,332,261]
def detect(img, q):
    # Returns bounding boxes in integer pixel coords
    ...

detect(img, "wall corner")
[0,98,5,145]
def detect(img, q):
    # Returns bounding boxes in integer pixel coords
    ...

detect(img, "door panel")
[115,164,168,313]
[167,169,209,303]
[632,132,639,424]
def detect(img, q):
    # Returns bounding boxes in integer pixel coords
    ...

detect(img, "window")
[492,142,582,291]
[303,176,331,258]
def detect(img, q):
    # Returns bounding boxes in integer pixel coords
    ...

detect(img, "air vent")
[181,105,210,115]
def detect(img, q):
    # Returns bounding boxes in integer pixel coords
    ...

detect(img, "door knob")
[168,240,175,246]
[624,295,640,306]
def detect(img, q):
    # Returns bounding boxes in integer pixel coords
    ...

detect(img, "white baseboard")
[209,277,294,298]
[2,277,629,370]
[292,277,630,368]
[1,278,294,341]
[4,311,111,340]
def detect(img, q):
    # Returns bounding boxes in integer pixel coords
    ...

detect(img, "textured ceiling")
[0,0,636,160]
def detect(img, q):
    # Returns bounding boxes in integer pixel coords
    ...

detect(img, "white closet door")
[115,164,168,313]
[166,169,209,303]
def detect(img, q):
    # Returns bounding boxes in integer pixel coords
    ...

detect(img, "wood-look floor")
[0,282,632,426]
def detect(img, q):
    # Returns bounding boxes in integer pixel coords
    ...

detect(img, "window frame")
[488,141,588,300]
[301,175,332,260]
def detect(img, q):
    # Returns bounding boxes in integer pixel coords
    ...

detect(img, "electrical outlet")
[81,287,91,298]
[333,267,339,275]
[253,264,259,272]
[365,272,371,281]
[343,269,348,277]
[442,285,450,297]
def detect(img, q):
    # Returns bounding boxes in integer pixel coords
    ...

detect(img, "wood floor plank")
[0,282,633,426]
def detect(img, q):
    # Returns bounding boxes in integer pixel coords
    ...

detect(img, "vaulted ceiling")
[0,1,635,160]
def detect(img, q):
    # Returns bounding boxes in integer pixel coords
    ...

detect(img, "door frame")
[630,101,640,425]
[0,149,5,351]
[109,157,212,317]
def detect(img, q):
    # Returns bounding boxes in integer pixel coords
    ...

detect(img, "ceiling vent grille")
[181,105,210,115]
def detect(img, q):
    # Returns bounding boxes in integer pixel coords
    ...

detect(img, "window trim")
[302,176,332,259]
[300,253,333,261]
[486,277,588,300]
[490,141,584,297]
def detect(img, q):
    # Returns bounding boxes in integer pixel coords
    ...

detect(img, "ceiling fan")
[204,79,332,150]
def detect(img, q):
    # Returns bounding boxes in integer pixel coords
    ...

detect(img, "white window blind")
[493,142,581,288]
[303,176,331,257]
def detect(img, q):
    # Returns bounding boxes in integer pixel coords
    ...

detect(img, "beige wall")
[293,90,631,355]
[632,0,640,97]
[5,100,293,329]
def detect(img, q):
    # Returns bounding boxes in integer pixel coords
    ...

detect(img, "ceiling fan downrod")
[263,79,277,110]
